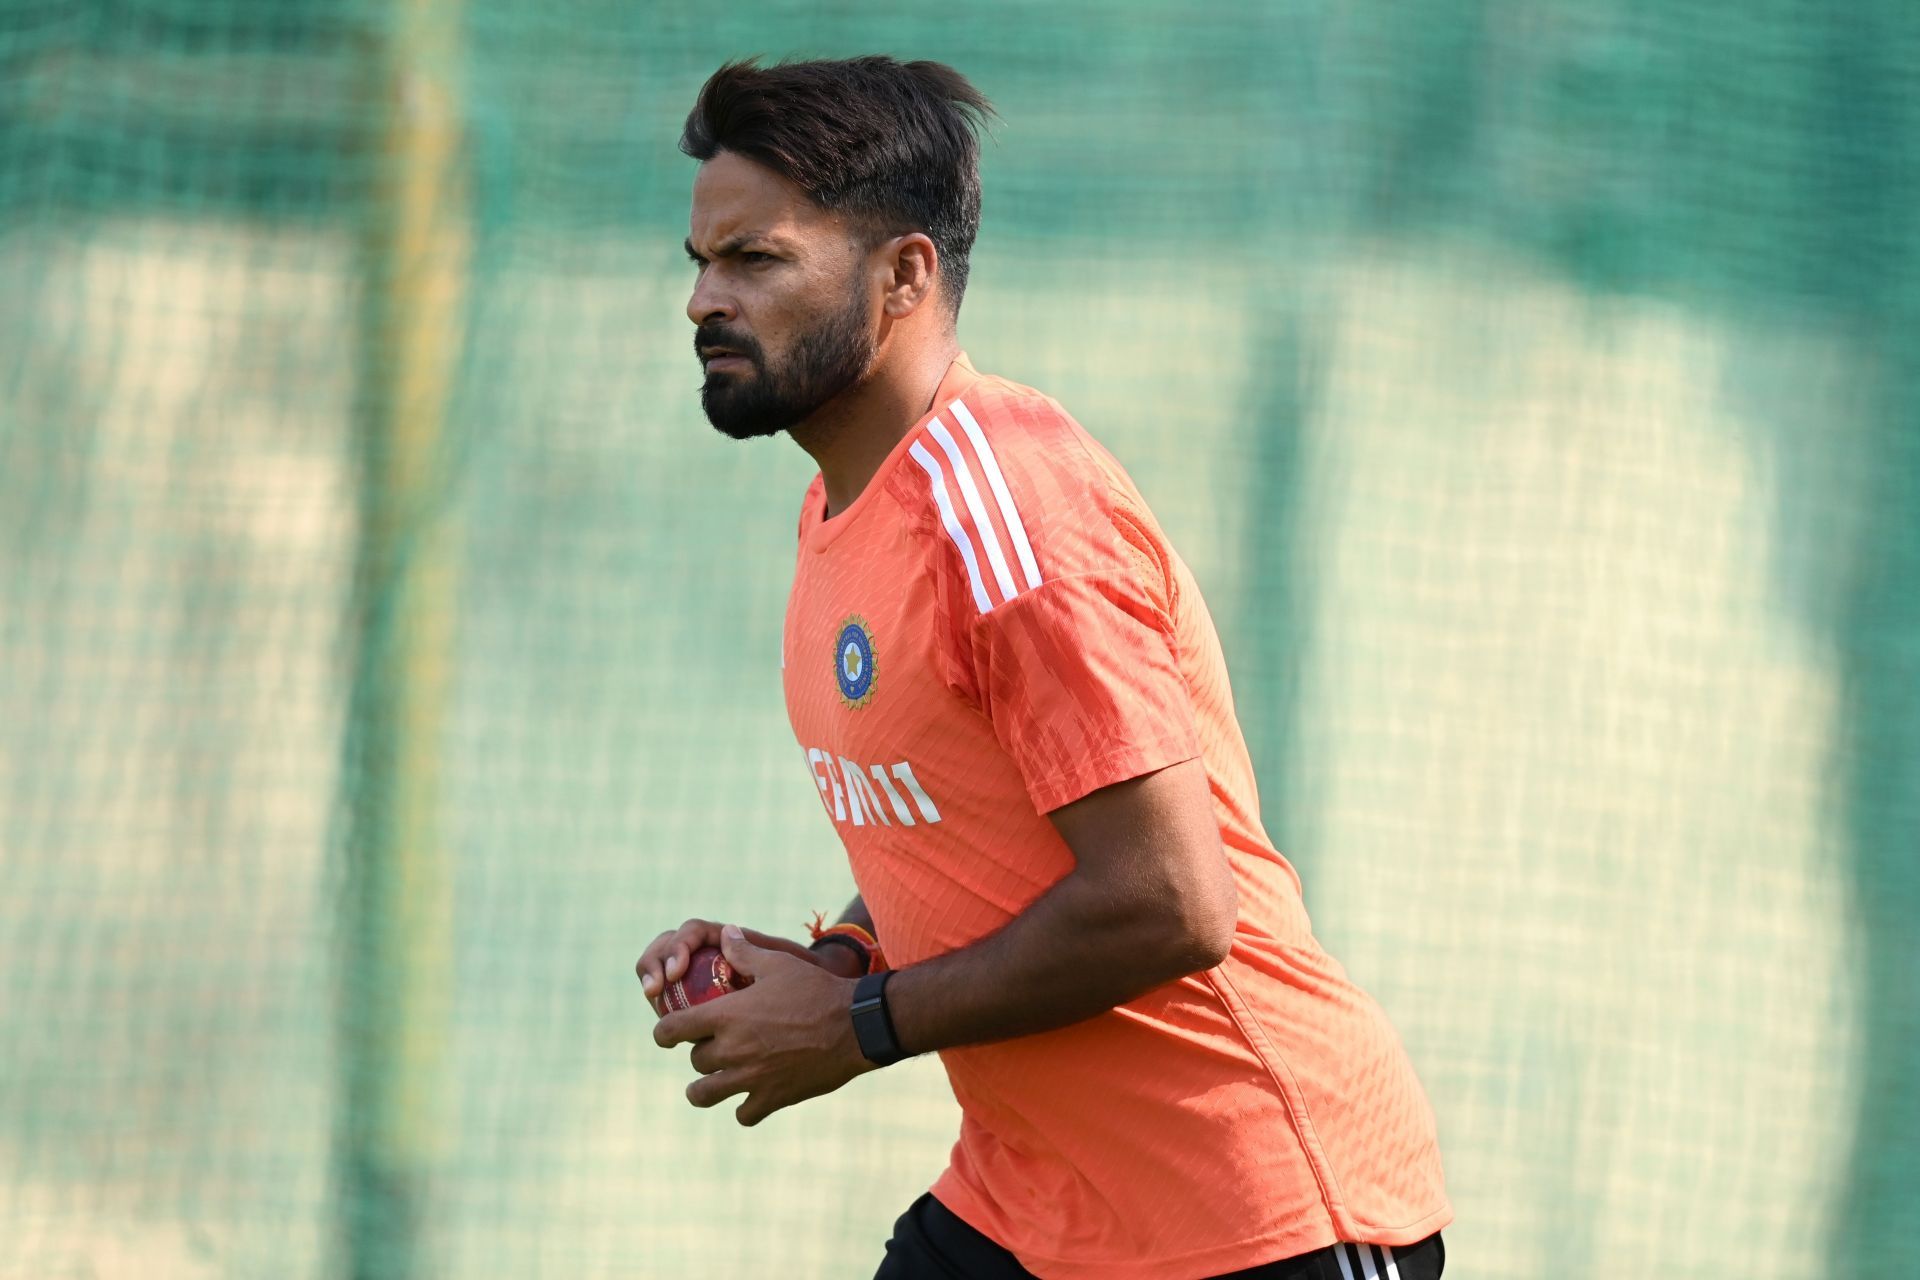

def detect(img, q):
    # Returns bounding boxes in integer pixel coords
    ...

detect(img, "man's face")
[685,151,878,440]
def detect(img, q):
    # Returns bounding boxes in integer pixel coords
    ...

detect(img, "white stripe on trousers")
[1336,1241,1402,1280]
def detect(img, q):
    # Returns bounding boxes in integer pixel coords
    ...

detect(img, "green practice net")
[3,2,1917,1277]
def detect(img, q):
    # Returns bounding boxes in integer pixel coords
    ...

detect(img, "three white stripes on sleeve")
[908,399,1043,614]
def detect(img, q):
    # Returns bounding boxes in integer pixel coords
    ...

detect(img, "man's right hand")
[636,918,863,1016]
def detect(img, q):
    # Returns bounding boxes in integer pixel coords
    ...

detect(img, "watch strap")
[850,970,907,1066]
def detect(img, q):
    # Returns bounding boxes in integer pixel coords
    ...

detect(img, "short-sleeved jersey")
[781,355,1449,1279]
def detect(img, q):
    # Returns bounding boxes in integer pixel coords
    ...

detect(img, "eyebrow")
[685,233,793,263]
[686,235,751,262]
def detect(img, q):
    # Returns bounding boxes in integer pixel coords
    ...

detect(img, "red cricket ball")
[663,944,751,1012]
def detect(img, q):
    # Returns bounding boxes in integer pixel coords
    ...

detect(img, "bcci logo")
[833,615,877,709]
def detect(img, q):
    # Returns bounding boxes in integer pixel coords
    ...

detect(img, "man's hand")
[652,926,875,1126]
[636,918,861,1016]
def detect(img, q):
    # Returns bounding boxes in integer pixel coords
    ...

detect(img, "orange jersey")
[781,355,1449,1279]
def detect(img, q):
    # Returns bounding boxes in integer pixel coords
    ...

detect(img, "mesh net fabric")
[2,2,1917,1277]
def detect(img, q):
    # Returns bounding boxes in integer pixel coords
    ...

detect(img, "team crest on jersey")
[833,616,877,709]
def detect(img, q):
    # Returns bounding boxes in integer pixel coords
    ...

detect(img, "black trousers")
[874,1193,1445,1280]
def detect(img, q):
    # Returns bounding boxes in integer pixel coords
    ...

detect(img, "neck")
[791,335,961,518]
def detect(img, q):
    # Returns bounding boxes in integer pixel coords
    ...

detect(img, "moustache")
[694,325,763,366]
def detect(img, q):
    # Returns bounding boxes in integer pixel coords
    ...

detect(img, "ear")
[878,233,940,320]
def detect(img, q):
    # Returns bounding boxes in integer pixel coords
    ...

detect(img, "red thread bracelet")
[807,912,888,974]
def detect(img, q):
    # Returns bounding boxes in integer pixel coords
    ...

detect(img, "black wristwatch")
[850,971,908,1067]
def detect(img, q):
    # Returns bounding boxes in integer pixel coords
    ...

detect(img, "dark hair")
[681,57,994,315]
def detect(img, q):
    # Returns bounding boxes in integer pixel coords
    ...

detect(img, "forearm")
[885,867,1227,1055]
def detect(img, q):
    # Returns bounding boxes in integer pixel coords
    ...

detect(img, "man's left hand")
[652,925,876,1126]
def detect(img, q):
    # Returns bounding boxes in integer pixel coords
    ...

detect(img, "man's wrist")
[806,916,886,975]
[850,970,910,1066]
[809,936,869,979]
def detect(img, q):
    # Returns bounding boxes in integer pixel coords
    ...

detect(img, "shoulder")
[888,370,1173,621]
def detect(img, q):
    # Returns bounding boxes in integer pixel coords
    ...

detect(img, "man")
[637,56,1450,1280]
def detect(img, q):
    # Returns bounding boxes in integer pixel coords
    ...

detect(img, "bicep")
[1046,758,1232,908]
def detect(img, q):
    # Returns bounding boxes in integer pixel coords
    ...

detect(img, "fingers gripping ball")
[665,945,752,1012]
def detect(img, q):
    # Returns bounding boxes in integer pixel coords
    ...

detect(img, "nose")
[686,269,736,329]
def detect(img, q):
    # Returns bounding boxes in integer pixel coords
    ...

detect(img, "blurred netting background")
[2,1,1918,1277]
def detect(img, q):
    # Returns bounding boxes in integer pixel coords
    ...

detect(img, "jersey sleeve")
[968,569,1201,812]
[921,395,1203,813]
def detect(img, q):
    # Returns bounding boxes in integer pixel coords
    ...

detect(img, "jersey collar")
[801,352,982,552]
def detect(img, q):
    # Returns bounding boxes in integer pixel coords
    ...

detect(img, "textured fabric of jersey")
[782,355,1450,1280]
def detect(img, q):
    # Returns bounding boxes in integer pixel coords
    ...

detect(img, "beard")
[697,290,876,441]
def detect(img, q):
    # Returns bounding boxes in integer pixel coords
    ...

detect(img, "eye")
[741,251,774,265]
